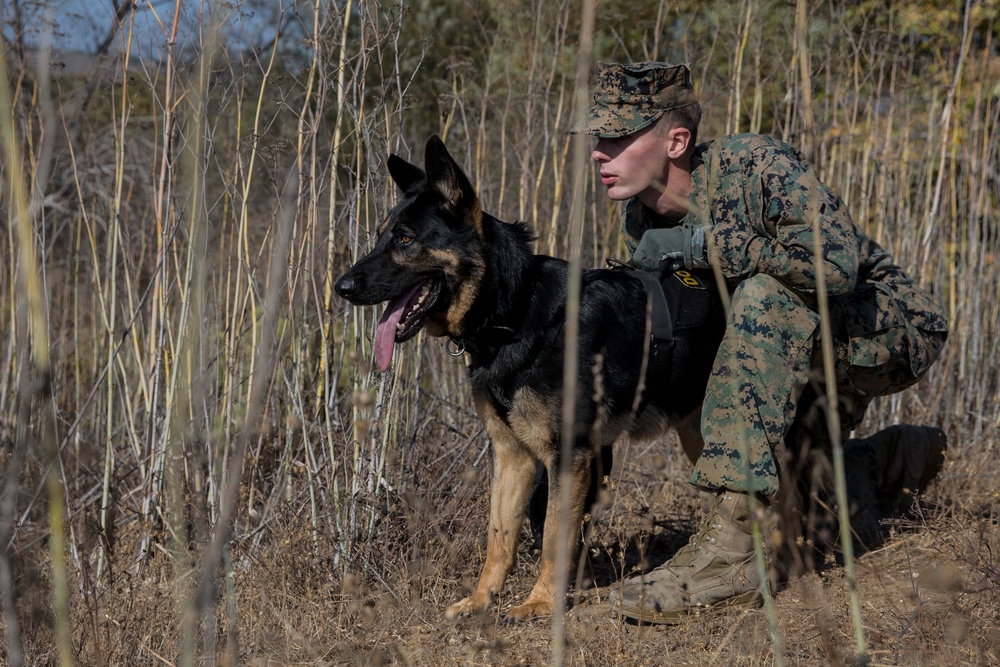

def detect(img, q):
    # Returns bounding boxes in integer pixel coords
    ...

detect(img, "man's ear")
[665,126,693,160]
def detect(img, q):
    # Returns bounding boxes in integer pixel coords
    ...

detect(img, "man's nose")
[591,144,608,163]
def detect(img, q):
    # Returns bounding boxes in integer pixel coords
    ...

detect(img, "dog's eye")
[399,234,413,245]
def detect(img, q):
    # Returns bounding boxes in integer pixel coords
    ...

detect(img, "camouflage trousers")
[691,274,947,496]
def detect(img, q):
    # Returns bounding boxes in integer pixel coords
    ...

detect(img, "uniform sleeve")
[708,139,860,295]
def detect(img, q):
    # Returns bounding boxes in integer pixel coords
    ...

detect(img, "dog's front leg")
[445,417,536,619]
[506,449,592,621]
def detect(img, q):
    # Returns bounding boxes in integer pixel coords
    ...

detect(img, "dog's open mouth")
[374,278,442,371]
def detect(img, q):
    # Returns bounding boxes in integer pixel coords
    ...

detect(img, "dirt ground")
[322,440,1000,665]
[5,422,998,666]
[238,434,999,666]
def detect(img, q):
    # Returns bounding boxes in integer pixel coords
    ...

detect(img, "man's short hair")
[653,102,702,149]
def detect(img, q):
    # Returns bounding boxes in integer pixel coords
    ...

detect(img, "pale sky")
[7,0,279,60]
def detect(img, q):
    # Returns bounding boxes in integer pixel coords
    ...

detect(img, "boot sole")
[613,589,763,625]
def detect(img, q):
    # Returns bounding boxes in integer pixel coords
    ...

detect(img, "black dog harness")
[449,266,717,420]
[626,267,717,342]
[626,270,675,341]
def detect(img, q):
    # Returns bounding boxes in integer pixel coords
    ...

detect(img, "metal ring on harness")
[446,338,466,356]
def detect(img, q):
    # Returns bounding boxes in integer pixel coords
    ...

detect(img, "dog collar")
[448,325,519,357]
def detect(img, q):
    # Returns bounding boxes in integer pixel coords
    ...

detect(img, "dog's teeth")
[397,323,404,331]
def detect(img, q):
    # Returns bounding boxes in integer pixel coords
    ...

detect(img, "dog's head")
[335,135,487,371]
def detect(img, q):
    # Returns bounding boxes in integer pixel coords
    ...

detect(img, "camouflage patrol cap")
[570,62,697,138]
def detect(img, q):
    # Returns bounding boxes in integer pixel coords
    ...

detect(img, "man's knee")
[832,285,947,398]
[911,329,947,380]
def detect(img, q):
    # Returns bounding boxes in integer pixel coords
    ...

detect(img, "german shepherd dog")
[335,136,725,620]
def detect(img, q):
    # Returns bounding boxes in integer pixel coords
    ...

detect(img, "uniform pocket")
[837,284,918,397]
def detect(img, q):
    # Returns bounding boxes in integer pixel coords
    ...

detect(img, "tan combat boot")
[608,490,765,624]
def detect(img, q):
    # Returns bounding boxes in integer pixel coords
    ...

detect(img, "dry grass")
[1,0,998,665]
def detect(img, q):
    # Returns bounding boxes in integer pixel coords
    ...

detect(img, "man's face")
[590,124,668,203]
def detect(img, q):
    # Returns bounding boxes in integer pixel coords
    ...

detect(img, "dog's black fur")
[335,136,725,620]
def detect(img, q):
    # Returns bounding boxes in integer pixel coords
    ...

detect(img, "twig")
[552,0,595,662]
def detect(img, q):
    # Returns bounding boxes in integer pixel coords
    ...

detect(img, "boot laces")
[668,493,729,567]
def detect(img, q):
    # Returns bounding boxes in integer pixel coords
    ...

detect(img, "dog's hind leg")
[445,407,537,619]
[506,448,593,621]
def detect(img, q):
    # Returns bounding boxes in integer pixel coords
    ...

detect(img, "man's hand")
[630,225,709,272]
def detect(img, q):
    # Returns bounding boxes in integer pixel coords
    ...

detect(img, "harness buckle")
[446,338,467,356]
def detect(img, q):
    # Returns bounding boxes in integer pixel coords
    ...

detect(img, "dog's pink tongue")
[374,285,421,372]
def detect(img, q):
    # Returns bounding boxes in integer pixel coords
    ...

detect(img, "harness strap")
[626,269,674,342]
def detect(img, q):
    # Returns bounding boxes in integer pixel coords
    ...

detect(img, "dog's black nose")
[335,274,358,300]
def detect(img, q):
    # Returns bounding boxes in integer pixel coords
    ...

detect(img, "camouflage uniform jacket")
[620,133,948,376]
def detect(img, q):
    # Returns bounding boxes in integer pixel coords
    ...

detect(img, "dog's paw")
[444,595,490,619]
[505,599,554,622]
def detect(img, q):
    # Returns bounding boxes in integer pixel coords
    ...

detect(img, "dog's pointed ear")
[387,154,426,193]
[424,135,476,209]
